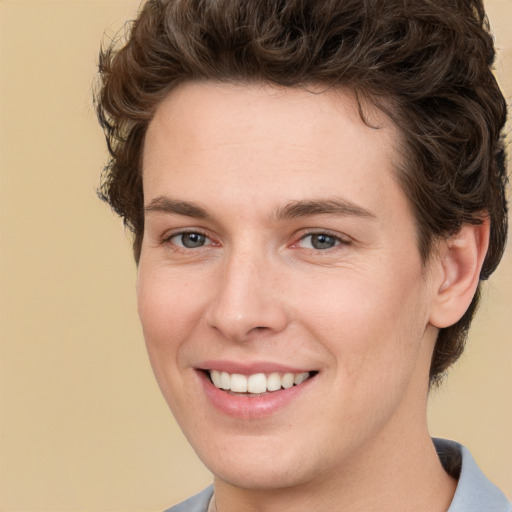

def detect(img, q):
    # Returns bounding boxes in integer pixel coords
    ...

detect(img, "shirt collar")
[434,438,511,512]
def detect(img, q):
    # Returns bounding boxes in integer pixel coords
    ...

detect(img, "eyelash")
[161,229,349,253]
[161,230,215,250]
[293,231,350,251]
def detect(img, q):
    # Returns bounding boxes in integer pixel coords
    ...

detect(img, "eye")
[169,231,211,249]
[297,233,342,250]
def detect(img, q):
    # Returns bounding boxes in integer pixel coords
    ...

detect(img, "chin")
[192,434,320,491]
[210,461,308,491]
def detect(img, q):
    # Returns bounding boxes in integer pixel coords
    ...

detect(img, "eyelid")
[291,229,351,249]
[158,227,350,250]
[161,228,217,248]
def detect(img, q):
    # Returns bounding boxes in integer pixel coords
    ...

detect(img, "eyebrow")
[274,198,376,221]
[145,196,212,219]
[144,196,376,221]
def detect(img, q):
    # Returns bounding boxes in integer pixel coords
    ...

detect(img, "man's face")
[138,82,440,490]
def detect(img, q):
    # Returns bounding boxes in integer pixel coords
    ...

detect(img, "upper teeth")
[209,370,310,393]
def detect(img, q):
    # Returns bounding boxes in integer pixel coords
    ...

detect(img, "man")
[96,0,510,510]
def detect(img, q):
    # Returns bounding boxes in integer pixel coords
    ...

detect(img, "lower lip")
[198,371,315,419]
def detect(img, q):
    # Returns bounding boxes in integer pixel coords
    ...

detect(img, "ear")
[429,219,490,329]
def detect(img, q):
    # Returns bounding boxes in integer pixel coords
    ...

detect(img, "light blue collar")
[434,438,511,512]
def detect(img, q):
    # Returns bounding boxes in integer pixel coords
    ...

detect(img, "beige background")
[0,1,510,510]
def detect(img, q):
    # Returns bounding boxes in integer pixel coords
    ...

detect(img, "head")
[96,0,508,386]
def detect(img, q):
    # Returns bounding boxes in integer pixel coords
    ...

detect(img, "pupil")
[312,234,336,249]
[182,233,205,248]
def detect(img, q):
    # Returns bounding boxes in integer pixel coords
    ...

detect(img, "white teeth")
[220,371,231,390]
[281,373,295,389]
[230,373,248,392]
[266,372,282,392]
[208,370,312,393]
[294,372,309,385]
[210,370,222,388]
[247,373,267,393]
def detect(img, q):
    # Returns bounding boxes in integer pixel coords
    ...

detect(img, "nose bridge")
[206,242,288,341]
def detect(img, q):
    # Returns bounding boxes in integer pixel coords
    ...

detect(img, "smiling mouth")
[205,370,318,395]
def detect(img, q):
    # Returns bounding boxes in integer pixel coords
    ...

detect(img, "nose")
[205,248,289,342]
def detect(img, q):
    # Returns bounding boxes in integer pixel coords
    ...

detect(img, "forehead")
[142,81,407,221]
[145,81,400,158]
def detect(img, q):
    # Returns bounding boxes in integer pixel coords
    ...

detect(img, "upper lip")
[197,360,315,375]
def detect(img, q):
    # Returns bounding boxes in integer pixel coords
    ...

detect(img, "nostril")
[249,326,270,334]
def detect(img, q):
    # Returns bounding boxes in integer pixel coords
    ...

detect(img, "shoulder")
[163,485,214,512]
[434,438,511,512]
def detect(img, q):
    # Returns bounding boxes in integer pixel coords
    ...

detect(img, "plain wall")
[0,1,510,510]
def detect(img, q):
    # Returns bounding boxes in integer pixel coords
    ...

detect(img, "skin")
[137,82,486,511]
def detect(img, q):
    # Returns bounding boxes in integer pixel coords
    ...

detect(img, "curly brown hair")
[95,0,508,384]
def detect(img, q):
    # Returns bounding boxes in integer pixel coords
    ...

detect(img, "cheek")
[136,264,212,418]
[136,264,207,369]
[295,265,429,382]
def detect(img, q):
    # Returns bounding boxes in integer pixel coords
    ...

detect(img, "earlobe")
[429,219,490,329]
